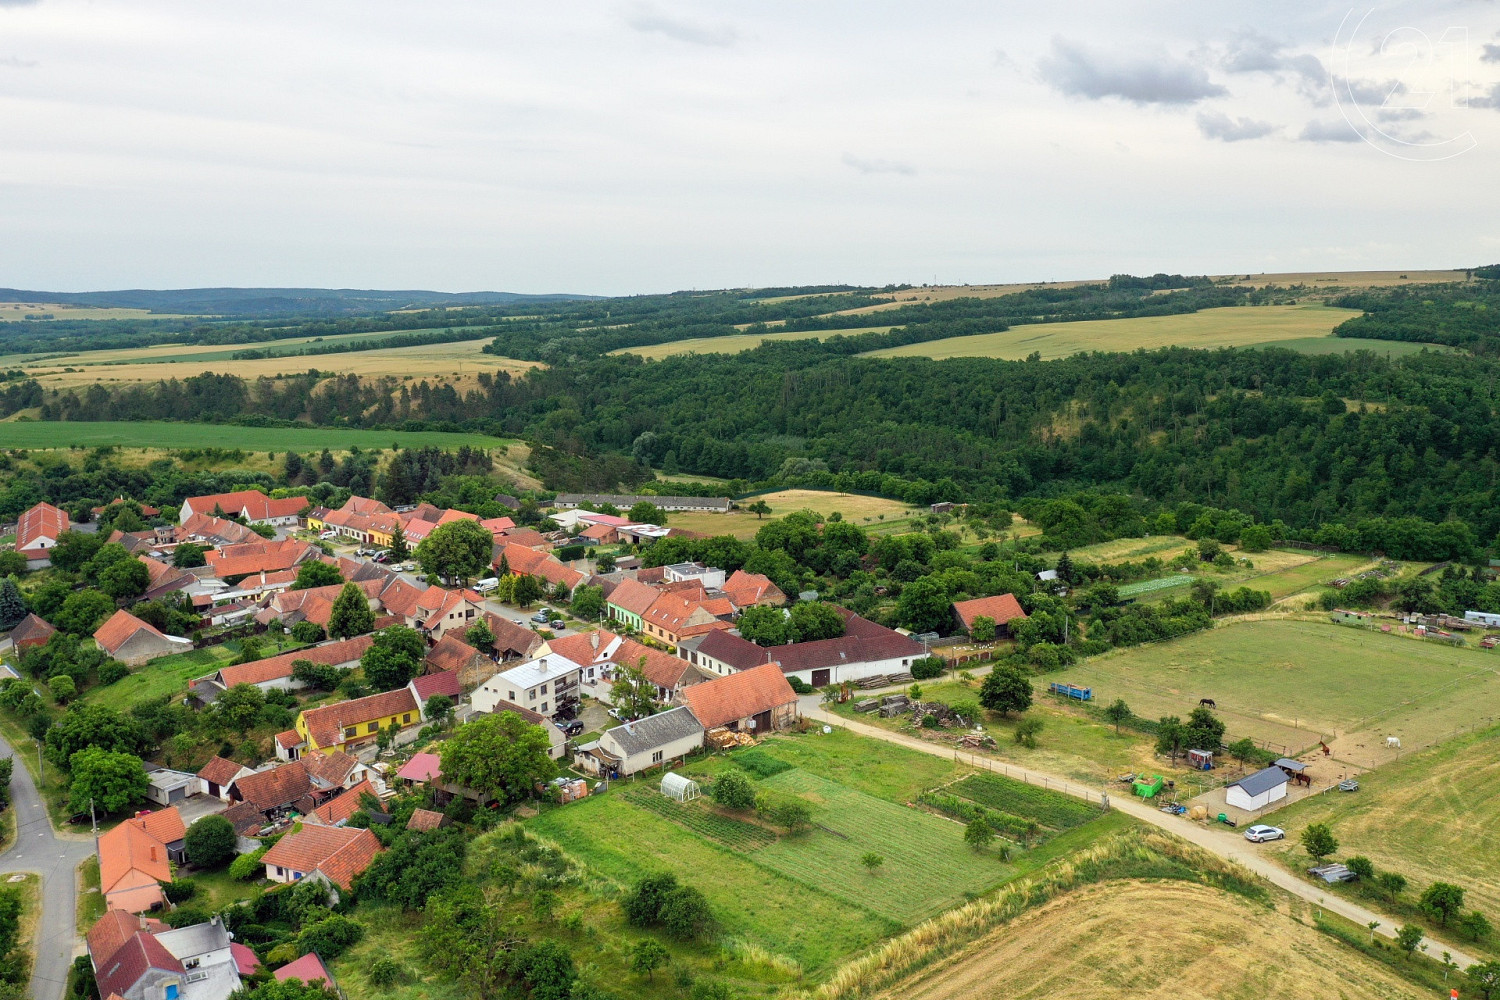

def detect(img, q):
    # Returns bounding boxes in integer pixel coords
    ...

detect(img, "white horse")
[1386,736,1402,749]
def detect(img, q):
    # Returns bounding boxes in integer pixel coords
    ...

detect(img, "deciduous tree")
[979,665,1032,716]
[293,560,344,590]
[415,519,495,584]
[327,582,374,639]
[361,625,425,690]
[185,815,238,869]
[68,747,149,815]
[438,711,557,805]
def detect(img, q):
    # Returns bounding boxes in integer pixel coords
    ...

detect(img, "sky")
[1,0,1499,295]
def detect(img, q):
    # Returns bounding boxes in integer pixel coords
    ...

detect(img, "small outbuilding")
[1274,757,1306,775]
[660,772,700,802]
[1226,765,1289,812]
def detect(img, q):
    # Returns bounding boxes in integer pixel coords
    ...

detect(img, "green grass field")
[1245,553,1378,601]
[861,305,1365,361]
[1065,619,1500,757]
[0,420,513,452]
[528,789,894,973]
[1269,724,1500,924]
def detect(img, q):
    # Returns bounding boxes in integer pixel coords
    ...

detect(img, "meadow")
[876,880,1429,1000]
[1064,619,1500,760]
[0,420,514,452]
[0,326,466,367]
[860,305,1372,361]
[0,302,199,322]
[665,489,920,540]
[1270,724,1500,921]
[611,326,892,360]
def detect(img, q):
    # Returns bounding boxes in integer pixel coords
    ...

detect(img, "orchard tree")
[1103,698,1132,734]
[964,819,994,851]
[1420,882,1466,927]
[979,665,1032,716]
[747,500,772,519]
[415,519,494,584]
[1301,823,1338,862]
[327,582,375,639]
[710,769,756,810]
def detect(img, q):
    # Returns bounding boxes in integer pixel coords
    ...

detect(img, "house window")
[344,728,357,739]
[541,702,548,712]
[403,713,411,724]
[367,722,378,733]
[540,683,548,694]
[508,690,515,700]
[275,866,285,876]
[529,689,536,700]
[652,750,664,763]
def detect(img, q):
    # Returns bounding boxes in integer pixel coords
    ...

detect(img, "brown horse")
[1199,698,1216,708]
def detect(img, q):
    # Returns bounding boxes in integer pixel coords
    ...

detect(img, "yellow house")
[367,524,395,548]
[305,507,329,532]
[295,688,421,754]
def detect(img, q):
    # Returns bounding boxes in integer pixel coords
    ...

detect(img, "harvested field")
[1212,268,1469,288]
[666,489,919,540]
[19,337,537,387]
[0,302,200,322]
[1067,619,1500,762]
[862,305,1363,361]
[875,880,1427,1000]
[612,326,892,360]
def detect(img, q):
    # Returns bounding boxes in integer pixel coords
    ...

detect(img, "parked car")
[398,561,417,572]
[555,719,585,737]
[319,530,338,540]
[549,619,566,630]
[475,577,500,594]
[531,610,551,624]
[1244,825,1285,843]
[372,551,390,563]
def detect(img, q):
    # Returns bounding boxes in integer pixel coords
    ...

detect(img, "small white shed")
[1225,765,1289,812]
[661,772,700,802]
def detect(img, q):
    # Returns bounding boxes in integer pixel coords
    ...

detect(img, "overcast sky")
[1,1,1499,294]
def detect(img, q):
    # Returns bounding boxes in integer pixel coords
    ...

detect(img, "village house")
[179,490,306,527]
[90,910,244,1000]
[407,585,486,640]
[193,634,375,698]
[292,687,423,755]
[7,613,55,653]
[640,587,735,649]
[471,653,579,718]
[260,824,382,892]
[423,632,493,686]
[950,593,1028,637]
[139,555,197,601]
[94,609,193,667]
[677,662,799,735]
[495,542,586,594]
[552,493,732,513]
[15,501,68,568]
[204,539,321,581]
[303,777,380,827]
[605,577,662,631]
[197,756,254,801]
[274,953,337,991]
[720,569,786,609]
[98,806,188,912]
[227,751,369,819]
[143,766,200,808]
[682,607,925,688]
[661,561,726,589]
[574,706,704,777]
[180,511,260,547]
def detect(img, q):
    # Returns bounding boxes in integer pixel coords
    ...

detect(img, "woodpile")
[706,728,756,749]
[911,701,965,726]
[885,671,914,685]
[855,674,890,690]
[853,698,879,714]
[957,732,997,750]
[878,694,911,718]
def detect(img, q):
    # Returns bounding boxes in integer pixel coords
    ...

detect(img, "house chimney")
[590,631,599,651]
[150,846,157,862]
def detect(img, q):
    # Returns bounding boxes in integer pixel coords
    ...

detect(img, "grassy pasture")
[876,880,1429,1000]
[612,326,892,360]
[1270,724,1500,920]
[1213,268,1470,288]
[0,302,200,322]
[861,305,1363,361]
[1247,552,1379,601]
[1065,619,1500,758]
[666,489,919,540]
[0,420,514,452]
[528,788,894,973]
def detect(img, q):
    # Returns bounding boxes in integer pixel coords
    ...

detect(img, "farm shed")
[1274,757,1306,776]
[661,772,700,802]
[1226,765,1289,811]
[1186,749,1213,770]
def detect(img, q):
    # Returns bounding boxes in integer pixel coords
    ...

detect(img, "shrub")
[367,957,408,989]
[296,915,365,961]
[1013,716,1044,748]
[289,620,325,644]
[710,769,757,810]
[185,815,238,869]
[920,714,939,729]
[1345,855,1375,881]
[229,847,268,881]
[786,676,813,694]
[910,655,947,680]
[97,661,129,686]
[658,884,718,941]
[162,879,198,904]
[729,748,790,779]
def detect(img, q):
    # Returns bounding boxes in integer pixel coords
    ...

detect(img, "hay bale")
[1189,805,1208,821]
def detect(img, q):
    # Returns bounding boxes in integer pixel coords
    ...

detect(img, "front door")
[811,669,830,688]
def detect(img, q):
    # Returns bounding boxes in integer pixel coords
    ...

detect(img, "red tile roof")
[395,753,442,783]
[274,952,333,986]
[483,612,542,658]
[299,688,419,749]
[643,589,734,640]
[411,670,462,702]
[231,762,312,811]
[205,539,319,579]
[87,910,167,969]
[606,578,661,617]
[212,635,373,689]
[16,501,69,555]
[497,528,549,549]
[579,523,616,540]
[98,820,172,899]
[131,807,186,846]
[181,490,274,520]
[94,610,166,657]
[301,750,360,787]
[722,570,785,608]
[406,808,444,831]
[424,634,481,674]
[180,512,257,545]
[952,593,1027,630]
[306,779,376,826]
[197,756,248,787]
[95,931,183,1000]
[231,941,263,977]
[498,543,584,590]
[679,663,797,730]
[260,825,381,889]
[340,496,393,516]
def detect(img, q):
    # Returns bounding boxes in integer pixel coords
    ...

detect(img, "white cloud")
[625,5,738,48]
[1196,110,1279,141]
[1299,119,1364,143]
[1038,37,1227,104]
[841,153,915,176]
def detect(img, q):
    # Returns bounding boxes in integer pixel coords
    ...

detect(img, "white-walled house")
[1225,766,1289,812]
[575,706,704,776]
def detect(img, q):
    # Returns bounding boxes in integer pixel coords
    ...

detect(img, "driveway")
[799,697,1483,971]
[0,733,96,1000]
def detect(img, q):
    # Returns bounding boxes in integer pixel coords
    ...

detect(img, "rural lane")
[798,698,1484,971]
[0,732,95,1000]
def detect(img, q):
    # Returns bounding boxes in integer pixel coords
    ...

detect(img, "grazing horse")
[1199,698,1216,708]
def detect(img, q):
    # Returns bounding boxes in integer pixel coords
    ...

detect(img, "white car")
[475,577,500,594]
[1244,825,1285,843]
[319,530,338,540]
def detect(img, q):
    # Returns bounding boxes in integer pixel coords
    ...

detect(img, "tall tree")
[415,519,493,584]
[0,580,26,630]
[978,665,1032,716]
[610,662,659,719]
[439,712,557,805]
[361,625,425,691]
[68,747,149,815]
[389,523,410,562]
[327,582,375,639]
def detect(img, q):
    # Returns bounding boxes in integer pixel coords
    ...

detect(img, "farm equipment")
[1216,812,1238,828]
[1338,779,1360,792]
[1116,773,1137,784]
[1133,774,1164,798]
[1048,682,1092,701]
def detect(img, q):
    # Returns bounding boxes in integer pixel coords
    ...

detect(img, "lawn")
[861,305,1362,361]
[1246,552,1379,602]
[85,645,237,709]
[1065,535,1196,564]
[610,326,892,360]
[1065,618,1500,759]
[528,790,894,973]
[737,727,963,804]
[0,420,515,452]
[1268,723,1500,921]
[667,489,920,540]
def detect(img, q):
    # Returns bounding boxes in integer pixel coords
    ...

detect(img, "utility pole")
[35,739,42,790]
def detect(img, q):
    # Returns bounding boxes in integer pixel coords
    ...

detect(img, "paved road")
[0,734,95,1000]
[799,696,1483,971]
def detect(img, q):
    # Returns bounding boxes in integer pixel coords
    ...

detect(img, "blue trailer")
[1048,682,1093,701]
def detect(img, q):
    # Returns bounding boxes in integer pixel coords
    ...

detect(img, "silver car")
[1244,824,1285,843]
